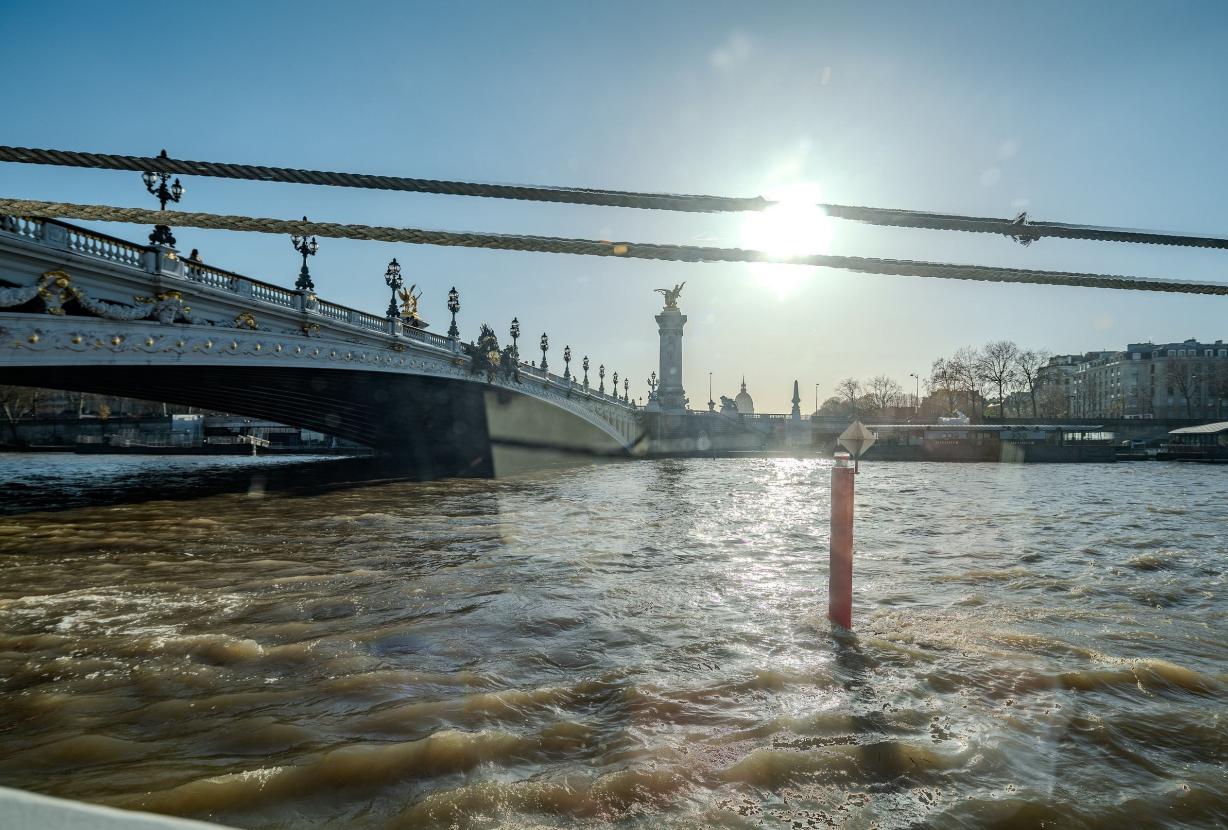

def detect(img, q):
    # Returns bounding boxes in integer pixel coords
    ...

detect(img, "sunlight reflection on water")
[0,455,1225,828]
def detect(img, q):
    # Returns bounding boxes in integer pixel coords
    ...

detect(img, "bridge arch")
[0,217,643,477]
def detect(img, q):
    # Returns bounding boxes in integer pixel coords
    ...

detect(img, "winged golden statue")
[654,281,686,309]
[398,283,423,322]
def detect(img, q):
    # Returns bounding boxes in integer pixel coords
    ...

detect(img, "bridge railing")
[0,215,43,242]
[514,363,635,410]
[1,214,637,415]
[183,261,240,292]
[63,224,147,269]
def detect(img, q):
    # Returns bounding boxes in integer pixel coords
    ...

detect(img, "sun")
[739,182,834,296]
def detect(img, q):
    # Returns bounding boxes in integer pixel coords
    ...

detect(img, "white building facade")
[1042,339,1228,419]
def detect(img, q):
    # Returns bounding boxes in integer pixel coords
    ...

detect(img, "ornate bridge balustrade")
[0,216,642,474]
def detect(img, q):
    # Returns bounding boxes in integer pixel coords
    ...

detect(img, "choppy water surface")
[1,455,1225,829]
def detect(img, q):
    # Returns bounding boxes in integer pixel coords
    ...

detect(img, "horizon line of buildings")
[1038,338,1228,420]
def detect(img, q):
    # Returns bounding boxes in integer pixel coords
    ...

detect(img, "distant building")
[1042,339,1228,419]
[734,377,755,414]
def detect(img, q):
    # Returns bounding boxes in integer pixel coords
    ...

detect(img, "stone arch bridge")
[0,216,643,477]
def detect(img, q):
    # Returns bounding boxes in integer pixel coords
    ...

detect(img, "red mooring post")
[829,451,855,629]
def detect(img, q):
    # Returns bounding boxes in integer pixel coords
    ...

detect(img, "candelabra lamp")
[140,149,185,247]
[291,217,319,292]
[384,258,402,318]
[447,287,460,338]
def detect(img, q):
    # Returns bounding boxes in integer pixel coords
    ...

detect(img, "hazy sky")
[3,1,1227,411]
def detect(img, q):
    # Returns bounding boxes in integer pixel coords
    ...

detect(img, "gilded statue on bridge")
[398,283,423,326]
[654,282,685,309]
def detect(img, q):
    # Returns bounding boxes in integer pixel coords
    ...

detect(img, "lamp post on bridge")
[563,346,572,380]
[648,371,657,401]
[383,258,402,319]
[510,318,520,362]
[624,377,629,403]
[612,371,619,398]
[291,217,319,292]
[539,333,549,372]
[582,356,590,388]
[447,287,460,339]
[599,364,605,394]
[141,149,185,247]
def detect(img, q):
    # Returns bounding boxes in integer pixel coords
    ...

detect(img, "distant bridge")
[0,216,641,477]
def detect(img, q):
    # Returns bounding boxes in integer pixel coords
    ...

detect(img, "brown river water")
[0,454,1225,829]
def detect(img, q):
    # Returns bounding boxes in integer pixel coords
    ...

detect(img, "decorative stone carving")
[0,270,192,323]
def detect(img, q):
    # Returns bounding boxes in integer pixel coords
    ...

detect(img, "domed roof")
[735,376,754,414]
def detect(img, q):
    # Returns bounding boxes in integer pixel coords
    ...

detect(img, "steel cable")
[1,145,1225,250]
[4,198,1227,296]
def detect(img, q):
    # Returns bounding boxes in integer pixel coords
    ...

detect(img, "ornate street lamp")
[599,363,606,394]
[648,371,658,398]
[383,258,402,318]
[624,377,629,402]
[291,216,319,292]
[447,287,460,338]
[582,356,590,388]
[510,318,520,361]
[539,333,549,371]
[612,370,619,396]
[563,345,572,380]
[141,149,185,247]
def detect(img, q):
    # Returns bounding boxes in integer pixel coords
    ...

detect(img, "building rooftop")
[1169,421,1228,435]
[871,424,1105,432]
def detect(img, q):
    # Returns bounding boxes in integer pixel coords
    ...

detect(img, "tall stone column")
[655,305,688,412]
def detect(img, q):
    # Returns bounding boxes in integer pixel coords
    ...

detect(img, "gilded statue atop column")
[654,282,685,309]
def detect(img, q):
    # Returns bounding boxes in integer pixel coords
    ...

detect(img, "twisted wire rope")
[4,198,1226,296]
[2,145,1225,250]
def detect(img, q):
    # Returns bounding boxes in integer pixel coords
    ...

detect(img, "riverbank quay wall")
[0,414,346,448]
[640,412,1122,461]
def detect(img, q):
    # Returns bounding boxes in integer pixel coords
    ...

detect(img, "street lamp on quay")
[539,333,549,371]
[909,373,920,414]
[447,287,460,339]
[563,346,572,380]
[141,149,185,247]
[510,318,520,361]
[582,356,590,388]
[383,258,402,319]
[291,217,319,292]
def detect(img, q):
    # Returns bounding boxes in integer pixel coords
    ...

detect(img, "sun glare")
[739,183,834,297]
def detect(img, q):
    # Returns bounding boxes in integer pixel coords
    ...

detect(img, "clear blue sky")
[3,1,1227,411]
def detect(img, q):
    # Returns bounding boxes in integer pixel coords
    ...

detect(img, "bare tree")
[865,375,903,413]
[816,396,846,417]
[1037,383,1068,419]
[1213,361,1228,419]
[927,358,960,416]
[836,378,862,415]
[950,346,987,420]
[1014,348,1051,419]
[978,341,1020,420]
[0,385,36,444]
[1168,358,1199,418]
